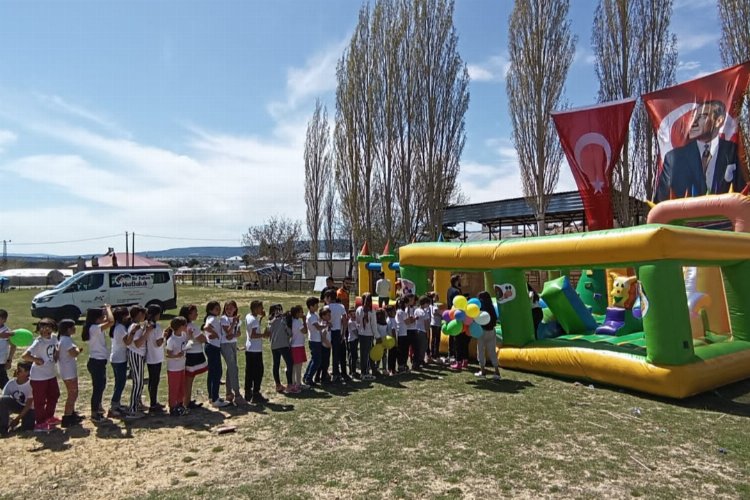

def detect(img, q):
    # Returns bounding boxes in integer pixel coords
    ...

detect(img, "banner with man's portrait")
[643,62,750,202]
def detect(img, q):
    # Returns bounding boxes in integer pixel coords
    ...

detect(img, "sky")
[0,0,726,256]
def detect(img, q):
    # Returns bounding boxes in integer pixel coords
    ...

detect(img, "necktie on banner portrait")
[552,98,636,230]
[643,61,750,203]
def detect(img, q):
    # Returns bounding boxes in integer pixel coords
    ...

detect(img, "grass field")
[0,286,749,499]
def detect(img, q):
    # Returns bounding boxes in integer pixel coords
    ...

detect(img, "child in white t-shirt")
[288,305,307,393]
[303,297,324,387]
[0,309,17,390]
[374,309,388,375]
[83,305,115,423]
[245,300,271,404]
[56,319,82,428]
[109,307,131,416]
[220,300,243,405]
[165,317,189,416]
[203,301,229,408]
[0,361,35,436]
[385,305,398,375]
[144,304,165,413]
[346,309,359,378]
[22,318,60,432]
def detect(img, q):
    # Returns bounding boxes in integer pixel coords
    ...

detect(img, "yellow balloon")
[370,343,384,361]
[452,295,468,310]
[466,303,480,318]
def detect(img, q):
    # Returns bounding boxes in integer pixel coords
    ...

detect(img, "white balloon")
[476,311,491,326]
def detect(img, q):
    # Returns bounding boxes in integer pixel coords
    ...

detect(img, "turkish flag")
[552,98,636,230]
[644,61,750,202]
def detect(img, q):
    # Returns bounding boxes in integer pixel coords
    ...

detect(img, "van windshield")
[54,272,84,290]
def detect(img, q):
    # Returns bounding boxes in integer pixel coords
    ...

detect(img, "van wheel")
[59,307,80,322]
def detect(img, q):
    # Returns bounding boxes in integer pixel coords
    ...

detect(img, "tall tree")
[506,0,576,235]
[632,0,677,202]
[304,99,331,274]
[718,0,750,166]
[592,0,642,224]
[321,182,337,275]
[242,216,303,283]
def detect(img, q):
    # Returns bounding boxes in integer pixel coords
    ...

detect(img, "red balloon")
[449,309,456,320]
[462,315,473,326]
[462,323,469,333]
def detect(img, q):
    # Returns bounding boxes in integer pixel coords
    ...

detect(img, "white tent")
[1,268,69,287]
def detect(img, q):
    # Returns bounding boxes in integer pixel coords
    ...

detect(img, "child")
[109,307,131,417]
[303,297,323,387]
[126,306,149,418]
[245,300,271,404]
[22,318,60,432]
[57,319,83,427]
[324,290,349,383]
[318,307,333,381]
[374,309,389,376]
[287,305,307,393]
[395,297,411,373]
[0,362,35,436]
[428,292,442,363]
[220,300,243,405]
[203,301,229,408]
[404,294,419,370]
[269,304,293,393]
[0,309,17,389]
[346,309,359,379]
[144,304,165,413]
[181,304,207,409]
[165,316,189,416]
[356,293,377,381]
[385,305,398,375]
[83,305,114,423]
[414,296,431,370]
[476,291,501,380]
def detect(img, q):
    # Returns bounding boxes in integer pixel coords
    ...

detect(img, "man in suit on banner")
[655,100,745,202]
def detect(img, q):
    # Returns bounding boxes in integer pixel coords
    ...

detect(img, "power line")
[137,234,240,242]
[9,234,122,246]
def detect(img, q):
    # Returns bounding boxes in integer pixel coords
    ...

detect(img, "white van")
[31,268,177,321]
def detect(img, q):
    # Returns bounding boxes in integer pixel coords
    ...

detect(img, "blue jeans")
[110,361,127,407]
[304,341,322,383]
[205,344,223,402]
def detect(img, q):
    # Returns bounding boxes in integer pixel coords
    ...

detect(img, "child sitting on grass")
[0,361,35,436]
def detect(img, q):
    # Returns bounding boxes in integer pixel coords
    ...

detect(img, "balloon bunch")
[441,295,492,339]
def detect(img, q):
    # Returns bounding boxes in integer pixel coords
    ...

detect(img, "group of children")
[0,285,502,436]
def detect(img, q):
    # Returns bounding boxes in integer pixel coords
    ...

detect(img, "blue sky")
[0,0,724,255]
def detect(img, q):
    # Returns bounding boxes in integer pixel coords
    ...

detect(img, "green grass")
[1,286,750,498]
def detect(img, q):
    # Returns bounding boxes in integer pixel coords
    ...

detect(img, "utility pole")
[1,239,9,267]
[125,232,129,267]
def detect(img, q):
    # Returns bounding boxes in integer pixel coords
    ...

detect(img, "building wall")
[303,260,351,280]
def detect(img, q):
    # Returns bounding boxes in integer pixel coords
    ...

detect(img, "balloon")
[384,335,396,350]
[370,343,384,361]
[468,298,481,307]
[454,310,466,322]
[462,323,470,334]
[462,315,473,326]
[476,311,491,326]
[466,304,480,318]
[442,310,451,322]
[441,321,448,333]
[449,309,456,320]
[452,295,468,310]
[446,319,462,335]
[10,328,34,347]
[469,322,483,338]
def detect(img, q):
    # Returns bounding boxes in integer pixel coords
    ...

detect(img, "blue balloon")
[469,322,483,338]
[468,298,481,307]
[454,310,466,322]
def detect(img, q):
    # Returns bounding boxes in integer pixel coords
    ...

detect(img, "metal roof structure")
[443,190,649,236]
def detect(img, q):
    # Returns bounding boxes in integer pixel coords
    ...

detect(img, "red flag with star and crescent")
[643,61,750,203]
[552,98,636,230]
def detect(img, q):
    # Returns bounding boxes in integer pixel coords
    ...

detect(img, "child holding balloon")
[475,291,501,379]
[394,297,411,373]
[450,295,471,370]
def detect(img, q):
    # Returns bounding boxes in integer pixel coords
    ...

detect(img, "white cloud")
[676,32,719,52]
[0,129,17,152]
[467,54,510,83]
[574,47,597,66]
[677,60,701,72]
[35,93,131,138]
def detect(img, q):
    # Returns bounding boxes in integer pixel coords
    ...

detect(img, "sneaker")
[450,362,461,370]
[492,374,502,381]
[149,404,165,414]
[342,375,353,383]
[234,396,247,405]
[331,376,343,384]
[188,400,203,409]
[61,415,79,428]
[90,413,106,424]
[275,384,286,393]
[170,406,186,417]
[71,411,85,421]
[362,374,375,381]
[286,384,301,394]
[123,411,145,421]
[251,393,269,404]
[300,384,311,390]
[461,360,469,369]
[351,372,361,379]
[474,371,485,378]
[211,399,231,408]
[137,401,148,412]
[107,408,123,419]
[34,423,51,433]
[45,416,62,426]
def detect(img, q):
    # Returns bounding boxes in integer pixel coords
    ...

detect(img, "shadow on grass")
[465,378,535,394]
